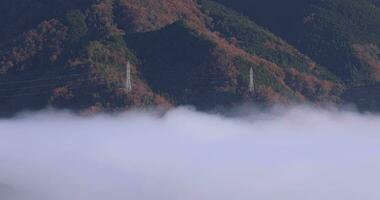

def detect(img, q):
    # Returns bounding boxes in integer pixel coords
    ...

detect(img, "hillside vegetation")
[1,0,379,115]
[215,0,380,85]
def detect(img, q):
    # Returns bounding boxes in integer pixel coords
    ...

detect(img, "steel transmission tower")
[249,66,254,93]
[126,61,132,92]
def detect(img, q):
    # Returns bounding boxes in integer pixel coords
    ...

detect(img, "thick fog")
[0,106,380,200]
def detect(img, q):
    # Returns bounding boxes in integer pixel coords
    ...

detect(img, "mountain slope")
[198,0,341,101]
[343,83,380,111]
[214,0,380,86]
[0,0,95,44]
[1,0,375,115]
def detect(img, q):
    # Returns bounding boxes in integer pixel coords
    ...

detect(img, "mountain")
[214,0,380,85]
[0,0,378,115]
[371,0,380,6]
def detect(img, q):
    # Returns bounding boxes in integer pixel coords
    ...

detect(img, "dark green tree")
[65,9,89,46]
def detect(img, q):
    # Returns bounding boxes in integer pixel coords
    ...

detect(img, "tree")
[65,9,88,46]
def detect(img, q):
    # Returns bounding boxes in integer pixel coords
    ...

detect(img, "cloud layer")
[0,106,380,200]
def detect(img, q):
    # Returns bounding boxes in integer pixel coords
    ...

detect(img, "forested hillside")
[1,0,379,115]
[372,0,380,6]
[215,0,380,85]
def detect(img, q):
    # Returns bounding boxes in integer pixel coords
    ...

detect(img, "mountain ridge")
[0,0,379,115]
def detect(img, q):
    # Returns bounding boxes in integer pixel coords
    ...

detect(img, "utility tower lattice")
[126,61,132,93]
[249,66,254,93]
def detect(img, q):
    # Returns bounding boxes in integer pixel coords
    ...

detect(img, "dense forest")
[1,0,380,116]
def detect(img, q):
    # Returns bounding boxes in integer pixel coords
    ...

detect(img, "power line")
[0,72,93,85]
[0,69,233,85]
[0,67,254,98]
[0,76,119,99]
[0,76,111,92]
[0,74,234,96]
[0,84,99,98]
[0,77,117,99]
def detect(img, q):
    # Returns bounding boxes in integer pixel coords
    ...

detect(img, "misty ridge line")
[0,103,374,119]
[2,104,380,133]
[0,105,380,200]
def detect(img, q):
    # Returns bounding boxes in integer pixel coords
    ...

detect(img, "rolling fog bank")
[0,106,380,200]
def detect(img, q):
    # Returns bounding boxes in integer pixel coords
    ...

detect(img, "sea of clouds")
[0,106,380,200]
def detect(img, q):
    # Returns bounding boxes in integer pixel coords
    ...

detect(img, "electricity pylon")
[126,61,132,93]
[249,66,254,93]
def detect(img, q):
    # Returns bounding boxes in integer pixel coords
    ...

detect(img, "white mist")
[0,106,380,200]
